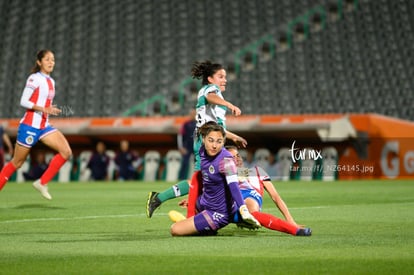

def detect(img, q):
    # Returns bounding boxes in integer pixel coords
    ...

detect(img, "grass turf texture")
[0,180,413,275]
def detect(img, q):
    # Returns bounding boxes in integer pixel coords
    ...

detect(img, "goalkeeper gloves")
[239,205,261,229]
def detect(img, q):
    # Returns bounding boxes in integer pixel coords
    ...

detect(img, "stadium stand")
[142,150,161,181]
[0,0,412,121]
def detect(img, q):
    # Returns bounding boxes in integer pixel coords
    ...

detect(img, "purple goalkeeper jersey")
[198,147,239,215]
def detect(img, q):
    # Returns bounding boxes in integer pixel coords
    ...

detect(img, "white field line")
[0,206,327,224]
[0,214,144,224]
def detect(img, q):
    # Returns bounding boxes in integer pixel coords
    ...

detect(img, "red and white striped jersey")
[237,166,270,197]
[19,72,55,129]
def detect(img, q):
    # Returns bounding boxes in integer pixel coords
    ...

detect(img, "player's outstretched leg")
[251,211,312,236]
[146,192,162,218]
[146,180,191,218]
[296,228,312,236]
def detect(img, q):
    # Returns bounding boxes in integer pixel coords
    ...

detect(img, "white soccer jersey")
[238,166,271,197]
[19,72,55,129]
[195,84,227,129]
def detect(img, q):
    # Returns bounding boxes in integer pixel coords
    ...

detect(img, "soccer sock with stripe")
[157,180,190,202]
[251,211,298,235]
[40,154,67,185]
[0,162,17,191]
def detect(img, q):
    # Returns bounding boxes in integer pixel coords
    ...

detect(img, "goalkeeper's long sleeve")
[227,180,246,207]
[221,156,245,207]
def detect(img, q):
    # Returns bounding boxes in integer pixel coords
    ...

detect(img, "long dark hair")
[30,49,53,74]
[191,60,224,85]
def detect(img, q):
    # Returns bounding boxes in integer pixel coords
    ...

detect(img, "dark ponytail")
[191,60,224,85]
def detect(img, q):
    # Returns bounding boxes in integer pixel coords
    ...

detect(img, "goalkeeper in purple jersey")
[170,122,260,236]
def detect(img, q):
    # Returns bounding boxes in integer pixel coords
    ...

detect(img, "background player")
[0,49,72,200]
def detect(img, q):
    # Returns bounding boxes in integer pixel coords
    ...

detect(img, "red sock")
[40,154,67,185]
[251,211,298,235]
[0,162,17,191]
[186,171,202,218]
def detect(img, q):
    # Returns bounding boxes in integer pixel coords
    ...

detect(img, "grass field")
[0,180,413,275]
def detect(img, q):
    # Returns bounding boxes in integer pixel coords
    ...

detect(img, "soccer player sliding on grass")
[223,146,311,236]
[170,122,260,236]
[170,146,311,236]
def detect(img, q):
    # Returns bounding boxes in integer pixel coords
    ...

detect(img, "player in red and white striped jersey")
[0,49,72,200]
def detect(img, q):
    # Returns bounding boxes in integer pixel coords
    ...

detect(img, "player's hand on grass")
[287,219,305,228]
[178,199,188,208]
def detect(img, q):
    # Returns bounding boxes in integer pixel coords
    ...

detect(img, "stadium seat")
[253,148,271,169]
[45,153,54,164]
[15,157,31,183]
[275,147,292,181]
[298,147,317,181]
[237,149,248,164]
[58,157,73,183]
[321,146,339,181]
[78,151,92,182]
[163,150,182,182]
[143,150,161,182]
[186,154,195,179]
[106,150,116,181]
[265,153,279,179]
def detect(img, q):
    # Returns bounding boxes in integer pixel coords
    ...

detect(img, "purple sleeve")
[228,181,245,207]
[220,157,245,207]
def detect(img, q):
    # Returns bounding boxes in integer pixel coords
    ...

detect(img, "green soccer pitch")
[0,180,413,275]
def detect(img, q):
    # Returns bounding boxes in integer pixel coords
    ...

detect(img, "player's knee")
[170,224,179,236]
[60,146,72,160]
[170,223,188,236]
[11,158,25,169]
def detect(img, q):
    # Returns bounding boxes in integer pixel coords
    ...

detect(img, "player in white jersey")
[146,60,247,218]
[0,49,72,200]
[193,60,247,170]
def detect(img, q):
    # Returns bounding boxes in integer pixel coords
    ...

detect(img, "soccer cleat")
[238,205,261,229]
[236,221,260,230]
[32,179,52,200]
[168,210,186,223]
[296,227,312,236]
[146,191,161,218]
